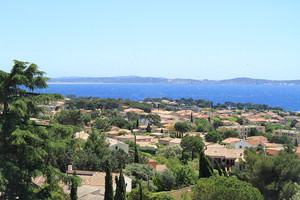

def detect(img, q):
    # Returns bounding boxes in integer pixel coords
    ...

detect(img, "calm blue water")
[41,84,300,111]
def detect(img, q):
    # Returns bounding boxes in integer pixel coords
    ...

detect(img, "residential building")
[204,144,244,172]
[65,165,132,199]
[219,125,265,137]
[273,129,300,144]
[115,135,153,143]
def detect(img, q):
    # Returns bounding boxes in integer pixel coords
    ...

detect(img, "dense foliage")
[192,176,263,200]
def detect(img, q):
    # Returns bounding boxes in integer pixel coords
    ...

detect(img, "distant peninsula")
[48,76,300,85]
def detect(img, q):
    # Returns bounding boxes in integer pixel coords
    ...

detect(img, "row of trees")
[66,97,152,113]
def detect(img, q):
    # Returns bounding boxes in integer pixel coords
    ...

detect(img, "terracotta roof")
[156,165,169,172]
[245,140,260,146]
[205,146,244,159]
[221,137,240,144]
[264,143,283,148]
[248,136,267,141]
[158,137,173,142]
[170,138,182,144]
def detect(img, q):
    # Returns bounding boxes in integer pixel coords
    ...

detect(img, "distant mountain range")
[48,76,300,85]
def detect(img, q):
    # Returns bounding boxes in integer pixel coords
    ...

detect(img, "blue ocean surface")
[40,84,300,111]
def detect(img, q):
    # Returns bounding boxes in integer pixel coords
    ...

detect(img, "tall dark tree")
[139,181,143,200]
[136,119,139,129]
[199,150,213,178]
[104,159,113,200]
[191,112,194,123]
[236,117,244,125]
[248,127,259,137]
[114,170,126,200]
[70,171,80,200]
[146,124,151,133]
[134,134,140,163]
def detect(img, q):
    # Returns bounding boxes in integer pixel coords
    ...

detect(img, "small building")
[115,135,153,143]
[106,138,129,153]
[205,144,244,172]
[221,137,241,146]
[266,147,285,155]
[169,138,182,146]
[146,159,157,169]
[247,136,268,144]
[158,137,173,146]
[73,131,89,140]
[234,140,259,149]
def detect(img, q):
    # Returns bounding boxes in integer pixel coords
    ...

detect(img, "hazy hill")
[48,76,300,85]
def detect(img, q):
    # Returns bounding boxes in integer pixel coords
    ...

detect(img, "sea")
[40,84,300,111]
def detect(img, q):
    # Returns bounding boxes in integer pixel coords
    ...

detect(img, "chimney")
[68,165,73,172]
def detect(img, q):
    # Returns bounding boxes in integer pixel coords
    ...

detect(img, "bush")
[156,144,183,159]
[138,147,159,155]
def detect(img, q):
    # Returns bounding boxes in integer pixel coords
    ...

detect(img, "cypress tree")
[146,124,151,133]
[191,112,194,123]
[295,139,298,147]
[104,159,113,200]
[134,134,140,163]
[214,159,223,176]
[139,181,143,200]
[199,150,213,178]
[136,119,139,129]
[70,171,79,200]
[114,170,126,200]
[114,176,120,200]
[221,163,228,177]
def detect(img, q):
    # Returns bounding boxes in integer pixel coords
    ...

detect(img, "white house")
[234,140,260,149]
[106,138,129,153]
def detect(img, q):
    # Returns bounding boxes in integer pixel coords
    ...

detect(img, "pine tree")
[0,60,68,199]
[104,159,113,200]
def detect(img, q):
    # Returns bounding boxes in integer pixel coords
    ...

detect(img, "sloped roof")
[221,137,241,144]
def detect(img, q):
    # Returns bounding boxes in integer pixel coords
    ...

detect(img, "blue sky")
[0,1,299,80]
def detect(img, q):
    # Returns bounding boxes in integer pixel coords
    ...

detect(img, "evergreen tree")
[114,170,126,200]
[70,171,80,200]
[199,150,213,178]
[214,159,223,176]
[0,60,68,199]
[139,181,143,200]
[295,139,298,147]
[146,124,151,133]
[221,163,228,177]
[136,119,139,129]
[191,112,194,123]
[104,159,113,200]
[134,134,140,163]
